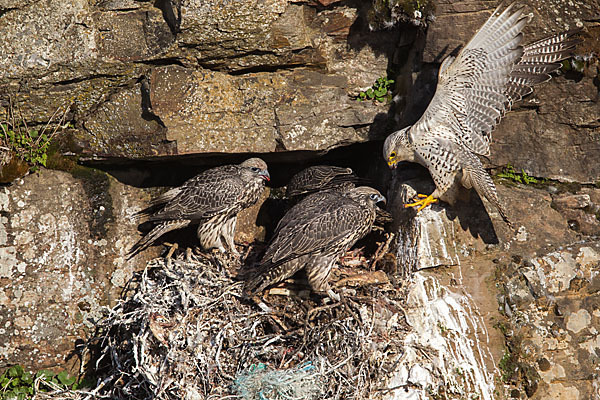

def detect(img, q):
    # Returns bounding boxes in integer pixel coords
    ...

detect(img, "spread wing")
[413,3,579,156]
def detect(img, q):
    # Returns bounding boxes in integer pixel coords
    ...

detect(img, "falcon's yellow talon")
[404,194,438,212]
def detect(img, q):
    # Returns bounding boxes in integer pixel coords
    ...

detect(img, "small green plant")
[0,365,91,399]
[1,125,52,169]
[1,102,69,172]
[497,163,542,185]
[357,77,395,103]
[498,348,517,383]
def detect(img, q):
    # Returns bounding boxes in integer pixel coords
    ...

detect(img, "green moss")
[494,322,541,396]
[0,365,94,399]
[0,157,30,184]
[498,348,518,383]
[496,163,544,185]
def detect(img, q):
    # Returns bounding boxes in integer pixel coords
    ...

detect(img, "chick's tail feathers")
[127,219,190,259]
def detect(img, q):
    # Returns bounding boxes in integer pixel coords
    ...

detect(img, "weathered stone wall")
[0,169,148,369]
[0,0,397,159]
[0,0,599,398]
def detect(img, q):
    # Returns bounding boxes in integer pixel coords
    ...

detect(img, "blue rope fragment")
[233,361,322,400]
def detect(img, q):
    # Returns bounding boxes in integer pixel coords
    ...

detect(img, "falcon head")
[240,158,270,182]
[383,127,413,169]
[347,186,386,207]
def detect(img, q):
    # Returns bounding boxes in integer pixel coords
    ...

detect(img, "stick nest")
[43,250,410,400]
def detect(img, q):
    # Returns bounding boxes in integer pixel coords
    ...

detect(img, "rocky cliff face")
[0,0,599,398]
[0,0,397,158]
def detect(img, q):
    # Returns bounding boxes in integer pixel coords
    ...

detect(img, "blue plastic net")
[233,361,323,400]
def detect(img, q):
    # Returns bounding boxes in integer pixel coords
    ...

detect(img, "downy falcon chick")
[244,186,386,300]
[128,158,270,258]
[383,3,580,225]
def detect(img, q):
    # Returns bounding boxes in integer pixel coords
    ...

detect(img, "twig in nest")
[370,232,395,269]
[305,302,343,323]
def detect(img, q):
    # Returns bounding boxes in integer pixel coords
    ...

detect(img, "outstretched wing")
[413,4,578,156]
[506,29,581,104]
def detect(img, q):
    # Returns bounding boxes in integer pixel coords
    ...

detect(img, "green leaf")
[77,376,96,389]
[57,371,76,387]
[8,366,23,378]
[366,88,374,98]
[36,369,54,380]
[30,130,39,139]
[20,372,32,385]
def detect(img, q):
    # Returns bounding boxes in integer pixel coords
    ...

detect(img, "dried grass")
[39,249,410,400]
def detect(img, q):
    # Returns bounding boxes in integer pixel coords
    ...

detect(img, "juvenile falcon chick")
[244,186,386,300]
[285,165,363,198]
[383,3,580,225]
[127,158,270,258]
[285,165,392,225]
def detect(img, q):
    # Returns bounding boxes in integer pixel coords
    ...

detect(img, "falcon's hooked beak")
[387,153,398,169]
[259,170,271,182]
[376,194,387,205]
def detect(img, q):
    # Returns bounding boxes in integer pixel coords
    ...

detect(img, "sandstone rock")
[385,174,598,398]
[76,65,387,157]
[423,0,598,64]
[235,187,270,244]
[0,169,150,371]
[552,193,591,210]
[75,81,176,159]
[2,0,396,159]
[497,243,600,399]
[493,77,600,184]
[550,189,600,236]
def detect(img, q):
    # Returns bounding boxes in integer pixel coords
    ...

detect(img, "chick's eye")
[251,167,260,172]
[390,151,396,158]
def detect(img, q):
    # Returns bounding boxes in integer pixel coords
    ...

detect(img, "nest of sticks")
[40,234,410,400]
